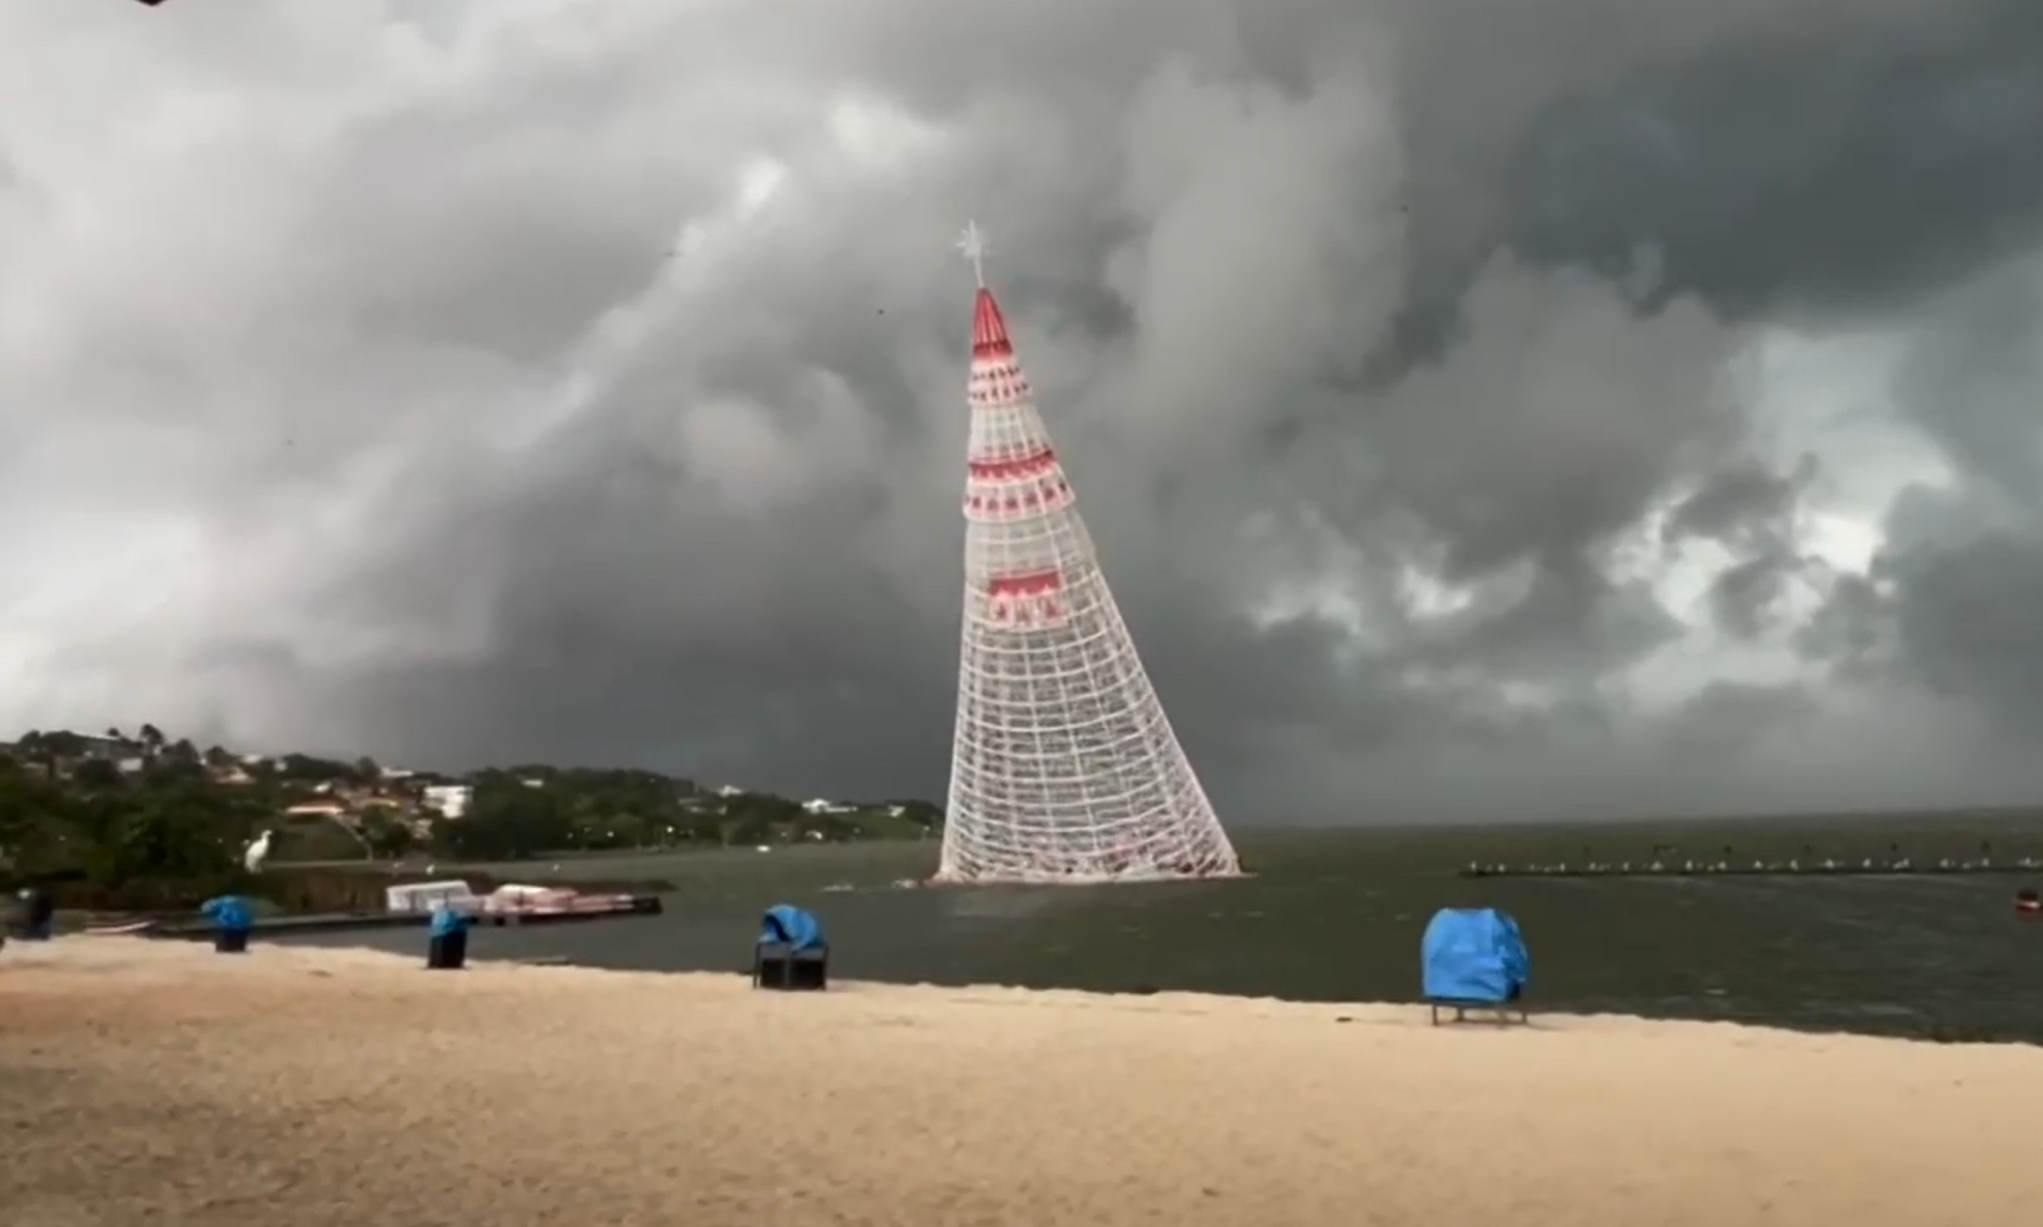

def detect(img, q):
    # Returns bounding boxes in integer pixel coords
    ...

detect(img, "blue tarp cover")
[429,903,470,937]
[201,895,254,933]
[759,903,824,952]
[1421,907,1530,1002]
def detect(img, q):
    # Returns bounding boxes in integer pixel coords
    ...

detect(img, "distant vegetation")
[428,767,942,862]
[0,724,941,906]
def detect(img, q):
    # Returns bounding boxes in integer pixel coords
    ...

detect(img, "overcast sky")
[3,0,2042,821]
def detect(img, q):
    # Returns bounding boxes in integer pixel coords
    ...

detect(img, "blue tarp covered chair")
[1421,907,1530,1025]
[201,895,255,954]
[426,902,471,970]
[753,904,828,991]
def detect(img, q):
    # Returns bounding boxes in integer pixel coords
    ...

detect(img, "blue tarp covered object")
[200,895,254,933]
[759,903,824,953]
[1421,907,1530,1003]
[429,902,470,937]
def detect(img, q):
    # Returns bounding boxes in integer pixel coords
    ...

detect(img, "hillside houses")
[2,726,944,863]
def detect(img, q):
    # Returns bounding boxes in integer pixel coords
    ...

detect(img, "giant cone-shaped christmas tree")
[936,224,1242,884]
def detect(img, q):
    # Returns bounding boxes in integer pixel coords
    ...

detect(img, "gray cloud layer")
[3,0,2042,821]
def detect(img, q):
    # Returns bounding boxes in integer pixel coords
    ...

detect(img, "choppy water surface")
[286,816,2043,1043]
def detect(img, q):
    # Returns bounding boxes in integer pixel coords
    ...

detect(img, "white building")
[422,784,473,819]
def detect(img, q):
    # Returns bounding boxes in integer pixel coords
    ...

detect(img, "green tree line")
[431,770,942,861]
[0,741,267,904]
[0,727,943,893]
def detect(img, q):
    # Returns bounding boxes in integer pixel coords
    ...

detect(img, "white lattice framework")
[936,223,1241,885]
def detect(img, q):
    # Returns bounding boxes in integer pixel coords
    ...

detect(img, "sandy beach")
[3,938,2039,1226]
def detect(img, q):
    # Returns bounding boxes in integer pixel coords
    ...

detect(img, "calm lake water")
[282,816,2043,1044]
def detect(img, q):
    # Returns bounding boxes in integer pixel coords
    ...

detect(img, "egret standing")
[243,829,273,875]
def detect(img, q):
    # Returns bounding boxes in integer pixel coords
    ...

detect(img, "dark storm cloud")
[1664,456,1813,550]
[1890,534,2043,721]
[1493,0,2043,320]
[7,0,2043,821]
[1661,456,1821,640]
[1704,555,1794,642]
[1806,249,2043,748]
[1660,681,1823,763]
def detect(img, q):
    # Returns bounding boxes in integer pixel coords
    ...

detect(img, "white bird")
[243,829,273,875]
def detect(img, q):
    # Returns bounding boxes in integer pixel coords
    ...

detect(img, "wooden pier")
[1459,858,2043,880]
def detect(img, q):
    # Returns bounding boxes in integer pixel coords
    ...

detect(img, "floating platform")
[148,894,663,940]
[1460,859,2043,880]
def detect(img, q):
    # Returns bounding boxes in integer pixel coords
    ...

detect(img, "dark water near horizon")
[282,815,2043,1044]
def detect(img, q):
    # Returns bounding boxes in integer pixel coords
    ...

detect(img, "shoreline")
[9,938,2042,1226]
[4,933,2023,1048]
[0,934,1795,1034]
[236,927,2043,1049]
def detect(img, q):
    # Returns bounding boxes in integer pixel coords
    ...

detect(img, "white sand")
[3,936,2039,1226]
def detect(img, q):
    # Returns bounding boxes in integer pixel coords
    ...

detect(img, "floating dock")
[148,894,663,940]
[1460,859,2043,880]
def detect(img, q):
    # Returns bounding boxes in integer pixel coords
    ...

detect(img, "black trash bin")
[754,942,828,990]
[18,888,54,941]
[426,924,469,970]
[214,927,250,954]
